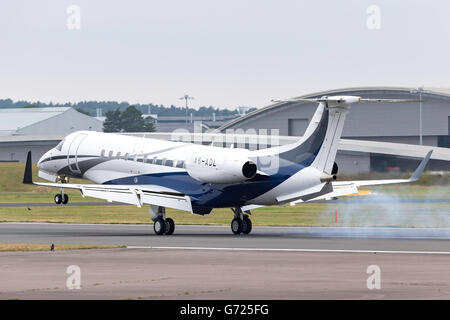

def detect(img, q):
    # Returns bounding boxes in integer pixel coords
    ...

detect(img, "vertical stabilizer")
[256,95,421,176]
[311,102,351,174]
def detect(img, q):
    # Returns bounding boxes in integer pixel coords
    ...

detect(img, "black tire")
[153,218,166,235]
[165,218,175,235]
[231,218,243,235]
[62,194,69,205]
[242,216,252,235]
[54,194,62,205]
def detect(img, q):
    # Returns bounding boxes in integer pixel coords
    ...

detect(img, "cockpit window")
[55,139,65,151]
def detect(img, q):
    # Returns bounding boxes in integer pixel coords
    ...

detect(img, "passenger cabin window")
[152,156,157,164]
[176,160,185,168]
[162,158,167,166]
[156,159,163,165]
[166,160,173,167]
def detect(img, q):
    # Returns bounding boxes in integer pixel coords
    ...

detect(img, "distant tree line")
[103,106,155,133]
[0,98,256,117]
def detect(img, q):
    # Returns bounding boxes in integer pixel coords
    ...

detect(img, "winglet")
[23,151,33,184]
[409,150,433,182]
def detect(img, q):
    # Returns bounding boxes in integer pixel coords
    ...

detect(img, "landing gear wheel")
[153,217,167,235]
[165,218,175,235]
[62,194,69,205]
[231,218,243,235]
[54,194,62,205]
[242,215,252,235]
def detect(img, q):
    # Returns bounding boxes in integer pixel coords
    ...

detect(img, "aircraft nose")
[37,155,44,169]
[37,150,51,170]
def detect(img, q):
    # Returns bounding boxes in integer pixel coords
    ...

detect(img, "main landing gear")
[54,191,69,205]
[149,205,175,235]
[231,208,252,235]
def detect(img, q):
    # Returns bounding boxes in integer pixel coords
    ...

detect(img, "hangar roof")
[219,86,450,131]
[0,107,71,135]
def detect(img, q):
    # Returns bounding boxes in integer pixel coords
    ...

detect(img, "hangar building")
[219,87,450,173]
[0,107,102,162]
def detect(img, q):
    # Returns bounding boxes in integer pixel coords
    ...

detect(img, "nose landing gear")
[54,192,69,205]
[54,177,69,205]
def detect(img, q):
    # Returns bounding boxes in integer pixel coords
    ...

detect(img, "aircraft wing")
[22,152,193,213]
[292,150,433,203]
[332,150,432,187]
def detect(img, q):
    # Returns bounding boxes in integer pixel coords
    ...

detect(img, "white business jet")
[24,95,432,235]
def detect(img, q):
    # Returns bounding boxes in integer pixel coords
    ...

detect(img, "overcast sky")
[1,0,449,109]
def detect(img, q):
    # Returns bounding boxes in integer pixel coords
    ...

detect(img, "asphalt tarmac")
[1,247,450,299]
[1,223,450,252]
[1,223,450,299]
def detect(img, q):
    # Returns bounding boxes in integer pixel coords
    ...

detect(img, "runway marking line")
[126,246,450,255]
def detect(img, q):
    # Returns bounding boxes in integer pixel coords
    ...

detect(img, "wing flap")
[138,190,193,212]
[34,181,194,213]
[80,185,141,207]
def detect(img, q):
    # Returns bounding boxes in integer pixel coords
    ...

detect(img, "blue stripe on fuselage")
[103,152,317,208]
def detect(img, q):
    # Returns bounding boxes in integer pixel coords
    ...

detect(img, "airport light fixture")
[409,87,430,145]
[179,94,195,128]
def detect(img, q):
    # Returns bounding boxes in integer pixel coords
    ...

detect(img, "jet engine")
[185,152,257,184]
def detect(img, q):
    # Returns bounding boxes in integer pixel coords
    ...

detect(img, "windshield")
[55,139,65,151]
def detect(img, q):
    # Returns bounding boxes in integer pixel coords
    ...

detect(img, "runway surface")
[1,223,450,252]
[1,247,450,299]
[1,223,450,299]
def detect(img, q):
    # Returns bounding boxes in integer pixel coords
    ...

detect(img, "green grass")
[0,162,98,203]
[0,162,88,193]
[0,243,124,252]
[0,192,101,203]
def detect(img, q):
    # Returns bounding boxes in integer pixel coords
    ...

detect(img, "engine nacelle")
[185,151,257,184]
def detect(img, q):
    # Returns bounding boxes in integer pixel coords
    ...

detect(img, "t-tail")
[310,98,352,174]
[261,95,421,176]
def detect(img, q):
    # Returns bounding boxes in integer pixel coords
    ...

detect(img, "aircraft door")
[67,133,88,175]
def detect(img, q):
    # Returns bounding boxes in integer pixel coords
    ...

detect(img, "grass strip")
[0,243,124,252]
